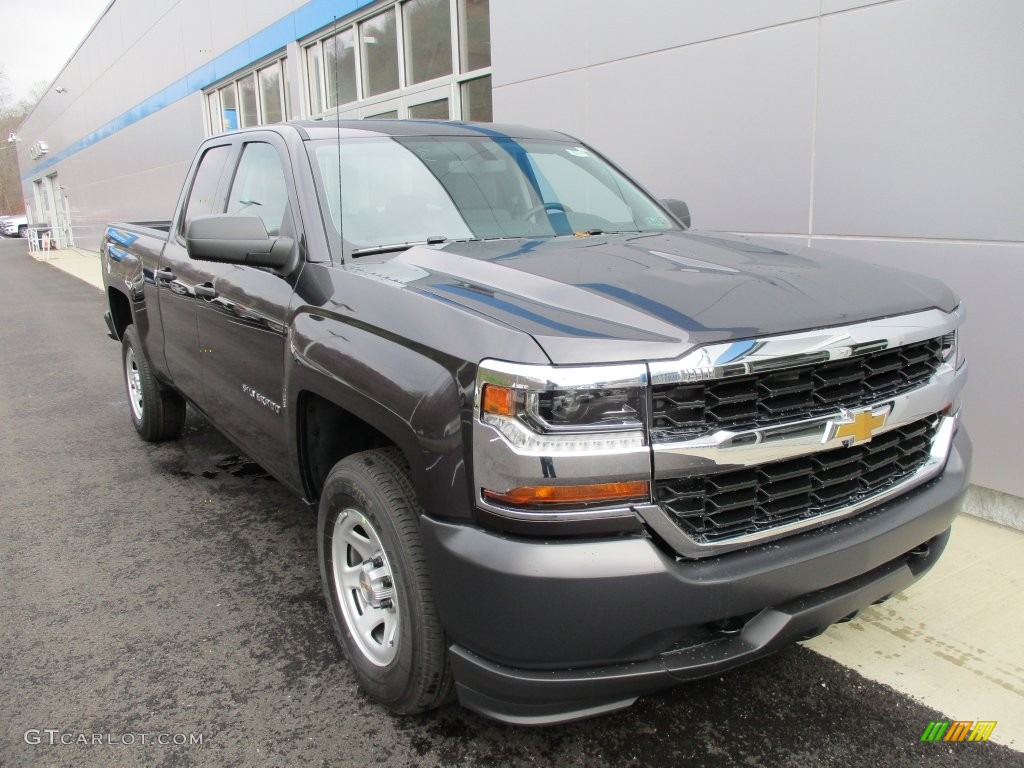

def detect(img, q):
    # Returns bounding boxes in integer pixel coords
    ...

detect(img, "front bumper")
[421,427,970,725]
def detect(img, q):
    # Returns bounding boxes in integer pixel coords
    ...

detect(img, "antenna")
[333,15,345,258]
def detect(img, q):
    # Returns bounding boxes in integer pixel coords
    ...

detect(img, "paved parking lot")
[2,239,1022,767]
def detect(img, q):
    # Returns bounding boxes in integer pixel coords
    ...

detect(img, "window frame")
[203,54,289,135]
[298,0,491,123]
[202,0,492,135]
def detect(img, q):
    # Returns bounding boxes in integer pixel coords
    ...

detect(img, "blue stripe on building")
[22,0,372,181]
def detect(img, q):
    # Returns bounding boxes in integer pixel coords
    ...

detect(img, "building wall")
[491,0,1024,499]
[15,0,387,250]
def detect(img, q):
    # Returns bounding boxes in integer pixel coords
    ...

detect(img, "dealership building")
[15,0,1023,518]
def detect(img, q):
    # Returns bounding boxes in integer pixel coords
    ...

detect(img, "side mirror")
[185,214,293,268]
[660,199,691,230]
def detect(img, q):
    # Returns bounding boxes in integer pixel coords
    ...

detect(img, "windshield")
[308,135,676,254]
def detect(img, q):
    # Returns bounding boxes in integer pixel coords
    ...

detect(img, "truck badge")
[827,406,888,446]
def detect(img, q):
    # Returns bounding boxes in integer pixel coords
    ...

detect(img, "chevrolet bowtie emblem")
[828,407,889,446]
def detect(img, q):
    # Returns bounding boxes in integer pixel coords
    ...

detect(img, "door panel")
[196,138,298,475]
[158,243,208,401]
[158,143,233,406]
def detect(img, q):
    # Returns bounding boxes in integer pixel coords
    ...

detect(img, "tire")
[121,324,186,442]
[318,447,454,714]
[17,225,27,238]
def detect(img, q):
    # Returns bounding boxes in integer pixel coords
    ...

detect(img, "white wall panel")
[812,0,1024,240]
[581,0,818,67]
[180,0,215,76]
[820,0,890,13]
[490,0,588,86]
[589,22,818,234]
[496,21,819,234]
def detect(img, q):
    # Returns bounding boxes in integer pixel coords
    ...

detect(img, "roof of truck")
[243,119,577,143]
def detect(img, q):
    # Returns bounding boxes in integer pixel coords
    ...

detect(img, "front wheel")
[121,325,186,441]
[318,447,454,714]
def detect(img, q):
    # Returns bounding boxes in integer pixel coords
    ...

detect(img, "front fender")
[287,311,471,521]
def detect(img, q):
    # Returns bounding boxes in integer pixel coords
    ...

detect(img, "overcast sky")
[1,0,112,103]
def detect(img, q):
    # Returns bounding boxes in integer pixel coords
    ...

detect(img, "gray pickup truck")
[102,120,970,725]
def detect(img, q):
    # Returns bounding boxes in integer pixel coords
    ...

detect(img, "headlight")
[941,328,966,372]
[477,360,647,439]
[484,385,643,433]
[474,360,650,509]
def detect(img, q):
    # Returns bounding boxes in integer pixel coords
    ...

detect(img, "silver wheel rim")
[332,509,399,667]
[125,347,144,421]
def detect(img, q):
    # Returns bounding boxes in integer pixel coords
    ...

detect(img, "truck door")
[158,142,234,404]
[195,137,300,476]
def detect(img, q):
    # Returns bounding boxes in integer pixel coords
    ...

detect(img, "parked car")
[101,120,969,724]
[0,214,28,237]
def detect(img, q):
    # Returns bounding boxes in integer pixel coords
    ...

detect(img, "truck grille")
[655,415,940,545]
[651,337,944,440]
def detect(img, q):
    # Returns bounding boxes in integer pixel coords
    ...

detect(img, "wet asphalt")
[1,238,1021,768]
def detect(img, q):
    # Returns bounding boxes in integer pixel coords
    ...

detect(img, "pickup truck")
[1,213,28,237]
[102,120,970,725]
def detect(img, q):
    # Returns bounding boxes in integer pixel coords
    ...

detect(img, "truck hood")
[386,231,957,365]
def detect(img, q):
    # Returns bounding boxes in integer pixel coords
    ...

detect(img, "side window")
[180,145,231,236]
[226,142,290,236]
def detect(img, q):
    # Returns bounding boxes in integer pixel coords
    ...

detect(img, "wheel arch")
[107,286,132,339]
[288,313,474,523]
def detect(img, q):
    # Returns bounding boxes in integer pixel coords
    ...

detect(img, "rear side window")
[226,142,290,236]
[180,144,231,236]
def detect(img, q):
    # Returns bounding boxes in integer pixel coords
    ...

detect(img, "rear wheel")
[121,325,186,441]
[318,447,454,714]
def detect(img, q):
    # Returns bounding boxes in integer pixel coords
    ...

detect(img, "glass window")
[181,145,231,236]
[238,74,258,127]
[361,9,399,97]
[219,84,238,130]
[529,153,634,226]
[227,143,291,237]
[310,138,472,248]
[461,75,491,121]
[404,0,453,85]
[366,110,399,119]
[324,29,358,108]
[459,0,490,71]
[207,91,222,133]
[258,63,284,124]
[408,98,449,120]
[307,137,676,251]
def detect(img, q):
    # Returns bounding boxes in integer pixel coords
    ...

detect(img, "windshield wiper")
[351,235,455,258]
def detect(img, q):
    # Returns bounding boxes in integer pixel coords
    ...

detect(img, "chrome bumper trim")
[648,306,963,385]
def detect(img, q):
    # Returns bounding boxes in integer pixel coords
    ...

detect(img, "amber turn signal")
[481,383,515,417]
[483,480,650,507]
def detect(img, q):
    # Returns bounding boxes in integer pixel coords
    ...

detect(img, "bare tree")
[0,69,46,215]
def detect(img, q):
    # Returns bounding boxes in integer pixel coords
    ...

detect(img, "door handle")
[155,267,175,281]
[194,282,218,299]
